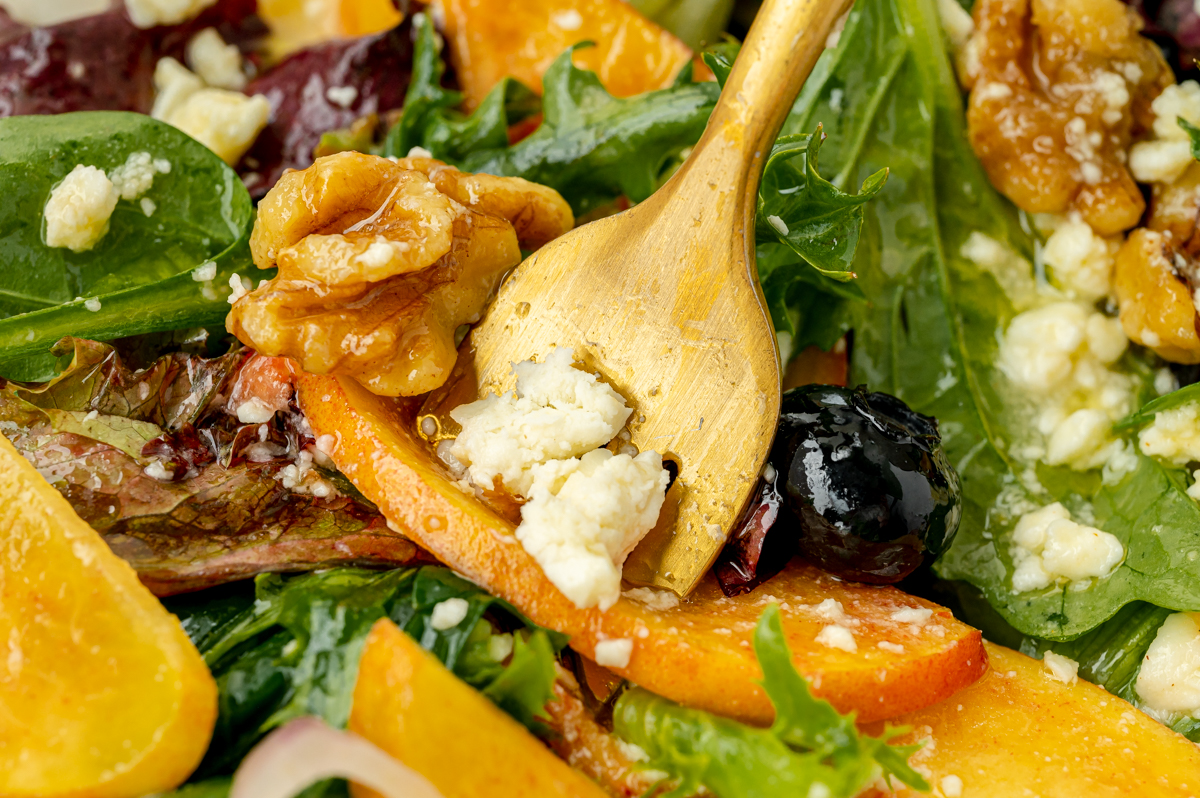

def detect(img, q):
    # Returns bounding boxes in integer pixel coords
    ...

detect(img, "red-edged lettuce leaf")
[0,0,261,118]
[239,22,414,197]
[0,338,422,595]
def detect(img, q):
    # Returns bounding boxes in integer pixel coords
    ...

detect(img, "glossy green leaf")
[169,566,564,779]
[612,605,926,798]
[628,0,735,49]
[0,112,256,378]
[785,0,1200,640]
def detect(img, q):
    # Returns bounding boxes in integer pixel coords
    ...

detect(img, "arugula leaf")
[382,15,540,163]
[1179,116,1200,161]
[786,0,1200,640]
[612,605,926,798]
[756,131,887,282]
[0,112,256,380]
[171,566,564,778]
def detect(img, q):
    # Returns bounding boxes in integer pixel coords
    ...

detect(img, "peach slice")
[0,433,216,797]
[859,643,1200,797]
[297,374,986,724]
[436,0,696,110]
[348,619,608,798]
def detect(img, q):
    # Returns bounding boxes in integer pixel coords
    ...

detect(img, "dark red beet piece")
[712,475,793,597]
[239,21,414,198]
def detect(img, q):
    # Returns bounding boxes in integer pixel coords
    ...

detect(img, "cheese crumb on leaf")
[1010,502,1123,592]
[44,164,118,252]
[1135,612,1200,719]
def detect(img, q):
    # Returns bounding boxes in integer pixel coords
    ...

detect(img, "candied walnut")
[962,0,1171,235]
[1148,161,1200,249]
[395,156,574,249]
[1113,228,1200,363]
[229,152,574,397]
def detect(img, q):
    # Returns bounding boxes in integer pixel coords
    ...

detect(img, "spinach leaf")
[786,0,1200,640]
[170,566,564,779]
[0,112,255,380]
[612,605,926,798]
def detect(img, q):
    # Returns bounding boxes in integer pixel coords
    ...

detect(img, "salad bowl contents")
[1,0,1200,795]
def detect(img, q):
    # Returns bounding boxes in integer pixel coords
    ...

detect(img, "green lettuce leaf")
[1114,381,1200,430]
[0,112,257,380]
[170,566,564,779]
[612,605,927,798]
[786,0,1200,640]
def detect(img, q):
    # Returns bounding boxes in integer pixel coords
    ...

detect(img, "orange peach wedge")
[349,618,608,798]
[859,643,1200,797]
[298,374,987,724]
[0,433,216,797]
[436,0,696,110]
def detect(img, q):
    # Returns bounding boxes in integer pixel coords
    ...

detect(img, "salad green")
[614,605,927,798]
[0,113,256,380]
[786,0,1200,641]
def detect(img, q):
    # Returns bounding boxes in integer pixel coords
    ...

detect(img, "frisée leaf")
[612,605,927,798]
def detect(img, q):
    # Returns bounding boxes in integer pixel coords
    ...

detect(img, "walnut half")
[962,0,1171,235]
[227,151,574,396]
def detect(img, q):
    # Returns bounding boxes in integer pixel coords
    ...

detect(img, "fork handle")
[679,0,855,200]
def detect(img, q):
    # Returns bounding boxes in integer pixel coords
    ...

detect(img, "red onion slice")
[230,717,445,798]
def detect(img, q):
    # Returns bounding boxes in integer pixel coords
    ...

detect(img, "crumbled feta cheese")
[487,633,513,662]
[186,28,246,90]
[44,165,118,252]
[1134,612,1200,719]
[1010,503,1124,592]
[766,214,789,236]
[1189,470,1200,502]
[228,272,252,303]
[999,302,1090,394]
[940,775,964,798]
[1150,81,1200,142]
[549,8,583,30]
[407,146,434,159]
[192,260,217,281]
[152,57,269,166]
[140,197,157,217]
[1041,217,1119,301]
[1042,651,1080,684]
[449,347,633,494]
[960,231,1040,309]
[1129,139,1194,184]
[83,297,101,312]
[623,586,679,612]
[812,598,849,624]
[594,637,633,668]
[1,0,108,26]
[125,0,217,28]
[325,85,359,109]
[1139,403,1200,465]
[108,151,171,201]
[236,397,276,424]
[430,597,470,630]
[1044,408,1110,469]
[518,449,668,609]
[815,624,857,653]
[877,641,906,654]
[143,459,174,481]
[936,0,974,48]
[891,607,933,625]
